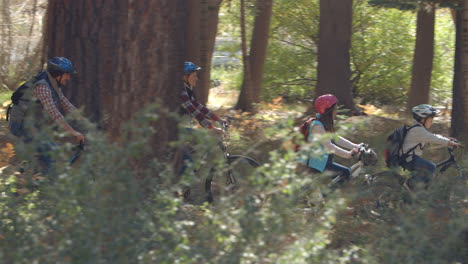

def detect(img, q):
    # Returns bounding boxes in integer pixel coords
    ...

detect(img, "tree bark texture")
[451,5,468,143]
[407,2,435,110]
[185,0,222,104]
[235,0,255,112]
[315,0,356,113]
[248,0,273,103]
[44,0,186,155]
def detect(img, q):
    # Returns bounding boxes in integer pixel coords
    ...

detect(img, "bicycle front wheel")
[205,155,260,203]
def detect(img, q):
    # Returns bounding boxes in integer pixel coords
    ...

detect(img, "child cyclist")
[299,94,362,185]
[401,104,462,189]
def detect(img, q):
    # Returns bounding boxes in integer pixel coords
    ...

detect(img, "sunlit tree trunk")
[235,0,254,112]
[451,4,468,143]
[44,0,185,156]
[407,2,435,109]
[315,0,356,113]
[235,0,273,112]
[197,0,223,104]
[249,0,273,103]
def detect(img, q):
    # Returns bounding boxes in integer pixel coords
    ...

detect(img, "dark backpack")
[294,117,316,152]
[6,71,48,121]
[385,124,421,168]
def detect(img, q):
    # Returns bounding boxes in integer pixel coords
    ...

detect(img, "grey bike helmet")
[411,104,440,121]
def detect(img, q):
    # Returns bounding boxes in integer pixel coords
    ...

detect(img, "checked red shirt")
[180,82,220,128]
[33,84,77,121]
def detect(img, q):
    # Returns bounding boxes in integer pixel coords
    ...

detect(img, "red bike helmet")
[314,94,338,114]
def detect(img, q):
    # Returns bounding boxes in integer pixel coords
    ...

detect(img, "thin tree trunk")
[315,0,356,113]
[451,5,468,143]
[250,0,273,103]
[25,0,38,54]
[235,0,255,112]
[407,2,435,109]
[197,0,222,104]
[2,0,12,66]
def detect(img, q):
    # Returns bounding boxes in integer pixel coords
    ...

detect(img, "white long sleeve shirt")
[402,122,450,158]
[311,124,358,159]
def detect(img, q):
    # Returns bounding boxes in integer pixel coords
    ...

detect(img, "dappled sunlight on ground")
[207,85,239,109]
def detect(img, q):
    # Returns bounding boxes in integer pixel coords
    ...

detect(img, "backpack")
[384,124,421,168]
[294,117,316,152]
[6,71,48,122]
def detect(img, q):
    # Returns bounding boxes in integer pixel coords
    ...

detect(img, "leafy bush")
[0,107,466,263]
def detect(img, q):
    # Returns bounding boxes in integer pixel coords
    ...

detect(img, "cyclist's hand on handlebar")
[72,131,85,144]
[220,119,229,129]
[210,127,225,137]
[351,148,360,158]
[448,140,463,148]
[357,143,368,149]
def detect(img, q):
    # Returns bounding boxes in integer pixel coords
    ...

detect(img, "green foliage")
[368,0,461,10]
[352,1,416,105]
[1,108,467,262]
[216,0,455,107]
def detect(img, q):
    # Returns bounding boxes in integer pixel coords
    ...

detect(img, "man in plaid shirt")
[8,57,84,176]
[177,62,227,192]
[180,62,225,135]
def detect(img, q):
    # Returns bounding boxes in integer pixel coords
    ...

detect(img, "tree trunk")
[407,2,435,110]
[451,5,468,143]
[249,0,273,103]
[185,0,202,64]
[44,0,185,157]
[185,0,222,104]
[197,0,223,104]
[235,0,255,112]
[315,0,356,113]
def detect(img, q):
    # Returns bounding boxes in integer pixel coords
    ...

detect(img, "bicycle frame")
[434,147,464,179]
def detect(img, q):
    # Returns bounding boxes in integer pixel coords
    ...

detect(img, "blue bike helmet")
[47,57,77,74]
[184,62,201,75]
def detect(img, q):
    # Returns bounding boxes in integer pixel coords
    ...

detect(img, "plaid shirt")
[180,82,220,128]
[33,84,77,121]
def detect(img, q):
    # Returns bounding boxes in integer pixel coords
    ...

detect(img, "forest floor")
[0,85,455,168]
[0,88,464,259]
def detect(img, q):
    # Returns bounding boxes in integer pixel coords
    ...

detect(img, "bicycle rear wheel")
[357,172,408,222]
[205,155,260,203]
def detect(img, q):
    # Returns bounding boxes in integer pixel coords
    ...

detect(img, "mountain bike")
[354,145,465,221]
[204,122,261,203]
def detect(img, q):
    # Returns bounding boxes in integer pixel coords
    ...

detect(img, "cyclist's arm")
[34,84,65,121]
[311,125,354,159]
[34,85,84,142]
[180,90,214,128]
[416,127,450,146]
[190,97,220,122]
[58,90,77,114]
[337,136,359,150]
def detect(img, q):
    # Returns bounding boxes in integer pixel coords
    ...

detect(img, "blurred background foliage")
[212,0,454,107]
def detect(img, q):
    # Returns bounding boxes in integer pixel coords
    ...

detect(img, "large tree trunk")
[44,0,185,157]
[407,2,435,110]
[185,0,222,104]
[315,0,356,113]
[238,0,273,109]
[451,5,468,143]
[235,0,255,112]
